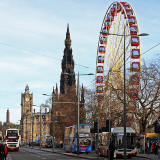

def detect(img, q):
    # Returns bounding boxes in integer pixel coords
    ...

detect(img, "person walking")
[136,140,140,153]
[154,142,158,155]
[146,141,150,154]
[151,142,155,153]
[3,144,7,160]
[0,143,4,160]
[109,140,115,160]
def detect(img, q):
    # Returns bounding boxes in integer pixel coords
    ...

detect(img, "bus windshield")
[79,138,91,146]
[114,133,136,149]
[115,133,124,149]
[7,130,18,137]
[126,133,136,149]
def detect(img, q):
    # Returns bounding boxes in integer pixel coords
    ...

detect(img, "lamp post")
[123,30,149,159]
[31,115,34,145]
[33,104,43,149]
[77,72,80,154]
[103,29,149,159]
[40,105,42,149]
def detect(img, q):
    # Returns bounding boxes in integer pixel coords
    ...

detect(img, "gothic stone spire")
[60,24,76,95]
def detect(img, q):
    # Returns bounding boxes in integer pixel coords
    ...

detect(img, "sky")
[0,0,160,124]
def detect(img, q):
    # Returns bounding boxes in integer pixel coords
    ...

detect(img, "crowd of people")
[0,143,8,160]
[146,141,159,154]
[137,139,159,155]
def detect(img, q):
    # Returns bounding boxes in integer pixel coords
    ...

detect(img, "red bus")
[5,129,20,151]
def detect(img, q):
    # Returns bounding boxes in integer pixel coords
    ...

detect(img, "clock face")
[25,97,30,102]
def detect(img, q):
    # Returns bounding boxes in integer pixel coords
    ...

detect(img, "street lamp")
[33,104,44,149]
[104,29,149,159]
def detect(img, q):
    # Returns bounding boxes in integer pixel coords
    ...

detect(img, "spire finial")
[25,84,29,92]
[65,23,71,48]
[67,23,69,33]
[82,84,84,89]
[52,86,55,94]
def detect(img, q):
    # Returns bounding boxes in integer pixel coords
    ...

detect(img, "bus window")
[116,133,124,149]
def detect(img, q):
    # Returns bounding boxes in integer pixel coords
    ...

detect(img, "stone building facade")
[21,85,51,143]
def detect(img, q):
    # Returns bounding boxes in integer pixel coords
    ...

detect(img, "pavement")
[22,146,160,160]
[137,153,160,160]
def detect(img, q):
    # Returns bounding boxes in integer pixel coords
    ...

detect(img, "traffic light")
[94,121,98,133]
[154,121,160,133]
[106,119,111,132]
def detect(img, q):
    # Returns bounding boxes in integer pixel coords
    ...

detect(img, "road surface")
[7,147,152,160]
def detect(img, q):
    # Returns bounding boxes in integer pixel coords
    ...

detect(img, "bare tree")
[84,88,98,126]
[109,61,160,134]
[134,62,160,134]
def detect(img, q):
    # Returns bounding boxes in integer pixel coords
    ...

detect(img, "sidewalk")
[137,153,159,160]
[23,146,160,160]
[24,146,100,159]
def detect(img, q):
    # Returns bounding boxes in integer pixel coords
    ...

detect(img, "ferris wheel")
[96,1,141,104]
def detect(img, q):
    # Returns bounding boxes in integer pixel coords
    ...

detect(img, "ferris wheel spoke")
[96,1,141,104]
[111,13,123,66]
[110,36,123,69]
[110,21,126,69]
[112,28,131,70]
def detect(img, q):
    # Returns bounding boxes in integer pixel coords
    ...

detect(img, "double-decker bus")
[64,124,92,153]
[97,127,137,158]
[5,128,20,151]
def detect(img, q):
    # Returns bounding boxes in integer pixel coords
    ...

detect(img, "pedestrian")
[0,143,4,160]
[3,144,7,160]
[151,142,155,153]
[136,140,140,153]
[140,139,143,153]
[154,142,158,155]
[146,141,150,154]
[109,140,115,160]
[29,142,31,147]
[60,141,63,148]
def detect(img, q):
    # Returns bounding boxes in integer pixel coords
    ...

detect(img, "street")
[7,148,86,160]
[6,147,154,160]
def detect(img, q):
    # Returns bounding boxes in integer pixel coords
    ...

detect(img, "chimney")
[6,109,10,123]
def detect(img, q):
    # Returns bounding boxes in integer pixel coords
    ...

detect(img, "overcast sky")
[0,0,159,124]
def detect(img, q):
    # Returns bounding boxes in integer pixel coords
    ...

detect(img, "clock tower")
[21,84,33,115]
[21,84,33,142]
